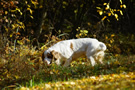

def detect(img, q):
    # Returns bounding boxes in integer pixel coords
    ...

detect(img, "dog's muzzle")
[43,59,52,66]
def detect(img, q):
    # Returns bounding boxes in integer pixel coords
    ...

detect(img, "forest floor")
[15,55,135,90]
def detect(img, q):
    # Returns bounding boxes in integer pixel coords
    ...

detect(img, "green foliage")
[103,33,135,55]
[75,27,88,38]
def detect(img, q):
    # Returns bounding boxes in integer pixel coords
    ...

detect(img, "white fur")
[43,38,107,67]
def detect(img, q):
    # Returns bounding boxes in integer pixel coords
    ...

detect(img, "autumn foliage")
[0,0,135,89]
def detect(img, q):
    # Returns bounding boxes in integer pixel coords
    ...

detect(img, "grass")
[13,55,135,90]
[21,72,135,90]
[0,41,135,89]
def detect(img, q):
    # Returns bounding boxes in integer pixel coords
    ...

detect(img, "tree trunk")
[34,0,47,40]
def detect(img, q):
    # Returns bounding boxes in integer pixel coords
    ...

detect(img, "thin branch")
[14,26,19,52]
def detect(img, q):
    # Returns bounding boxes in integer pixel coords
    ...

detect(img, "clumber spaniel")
[42,38,106,67]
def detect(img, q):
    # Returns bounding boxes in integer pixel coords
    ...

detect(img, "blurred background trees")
[0,0,135,53]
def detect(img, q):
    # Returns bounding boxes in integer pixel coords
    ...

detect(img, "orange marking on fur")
[70,43,73,51]
[51,50,60,61]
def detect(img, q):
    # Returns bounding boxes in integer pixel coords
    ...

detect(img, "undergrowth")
[2,53,135,89]
[0,34,135,89]
[18,54,135,90]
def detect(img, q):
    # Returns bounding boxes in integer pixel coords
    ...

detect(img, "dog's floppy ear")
[51,50,60,60]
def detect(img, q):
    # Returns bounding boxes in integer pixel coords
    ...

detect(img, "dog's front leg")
[63,57,72,67]
[88,56,97,66]
[55,59,61,65]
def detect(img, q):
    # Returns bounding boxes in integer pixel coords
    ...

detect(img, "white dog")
[42,38,106,67]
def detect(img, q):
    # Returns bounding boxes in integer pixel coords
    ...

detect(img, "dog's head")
[42,50,60,65]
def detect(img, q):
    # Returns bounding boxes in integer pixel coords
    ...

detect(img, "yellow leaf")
[16,8,22,15]
[76,34,79,37]
[74,9,78,14]
[11,10,16,12]
[98,10,103,15]
[96,7,101,9]
[25,1,28,4]
[110,40,114,43]
[20,12,22,15]
[103,3,107,5]
[87,22,91,26]
[10,34,13,37]
[17,40,23,45]
[4,26,8,32]
[120,5,123,8]
[115,54,119,57]
[108,44,111,47]
[105,4,110,10]
[108,13,111,16]
[114,9,116,11]
[80,30,83,33]
[84,30,88,33]
[15,75,19,79]
[105,36,108,39]
[41,45,47,50]
[27,8,33,14]
[123,4,126,8]
[31,0,38,6]
[117,9,120,11]
[30,15,34,19]
[105,7,108,10]
[5,11,8,15]
[120,0,123,4]
[70,82,75,85]
[111,34,115,37]
[12,24,15,29]
[28,5,31,8]
[120,10,123,15]
[110,9,114,15]
[63,1,68,5]
[102,16,107,21]
[20,87,29,90]
[114,14,119,20]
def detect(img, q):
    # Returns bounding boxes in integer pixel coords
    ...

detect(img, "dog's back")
[43,38,107,67]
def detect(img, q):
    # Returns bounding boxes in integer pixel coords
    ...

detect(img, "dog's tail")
[97,42,107,51]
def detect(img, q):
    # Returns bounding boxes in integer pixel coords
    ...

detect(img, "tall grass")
[19,54,135,88]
